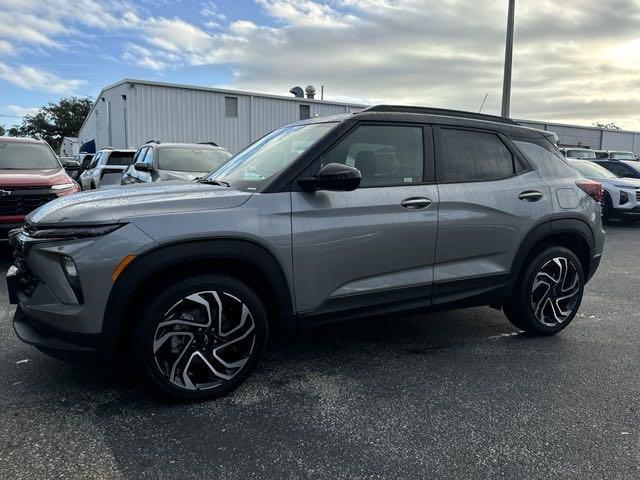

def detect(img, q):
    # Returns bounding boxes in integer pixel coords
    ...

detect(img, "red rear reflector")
[576,179,603,203]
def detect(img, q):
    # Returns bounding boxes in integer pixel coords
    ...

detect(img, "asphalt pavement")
[0,223,638,479]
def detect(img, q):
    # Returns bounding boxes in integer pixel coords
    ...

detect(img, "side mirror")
[298,163,361,192]
[63,159,81,171]
[134,162,152,172]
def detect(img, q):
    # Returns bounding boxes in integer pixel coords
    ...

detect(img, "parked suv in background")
[559,148,597,160]
[594,159,640,179]
[0,137,78,238]
[79,148,135,190]
[121,141,232,185]
[7,106,604,400]
[568,159,640,222]
[607,151,639,161]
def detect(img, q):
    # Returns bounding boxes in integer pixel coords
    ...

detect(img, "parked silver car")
[121,141,232,185]
[568,159,640,221]
[8,106,605,400]
[79,148,135,190]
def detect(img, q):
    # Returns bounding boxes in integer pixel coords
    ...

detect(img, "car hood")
[0,168,70,187]
[27,181,252,225]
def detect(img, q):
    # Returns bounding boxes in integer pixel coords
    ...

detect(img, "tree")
[593,122,621,130]
[13,97,92,151]
[0,125,4,136]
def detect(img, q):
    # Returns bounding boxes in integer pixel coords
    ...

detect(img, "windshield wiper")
[196,177,230,187]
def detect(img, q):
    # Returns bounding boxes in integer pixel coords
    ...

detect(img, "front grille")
[636,190,640,202]
[0,186,56,216]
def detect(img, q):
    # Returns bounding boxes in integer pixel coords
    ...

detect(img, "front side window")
[159,147,231,172]
[602,162,631,177]
[0,142,61,170]
[143,148,154,166]
[438,129,514,182]
[209,122,336,190]
[88,152,101,169]
[320,125,424,187]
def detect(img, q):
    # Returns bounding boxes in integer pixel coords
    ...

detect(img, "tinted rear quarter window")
[438,129,514,182]
[107,151,135,165]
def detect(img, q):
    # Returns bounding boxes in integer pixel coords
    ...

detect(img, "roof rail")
[144,139,161,145]
[198,141,219,147]
[359,105,517,125]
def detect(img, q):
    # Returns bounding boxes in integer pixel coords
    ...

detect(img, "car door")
[432,126,553,304]
[291,123,439,315]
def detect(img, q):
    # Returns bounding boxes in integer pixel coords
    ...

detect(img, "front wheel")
[131,274,269,400]
[504,246,584,336]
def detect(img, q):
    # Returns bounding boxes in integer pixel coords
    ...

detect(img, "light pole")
[501,0,516,118]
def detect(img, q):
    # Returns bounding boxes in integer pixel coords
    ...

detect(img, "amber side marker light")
[112,255,136,282]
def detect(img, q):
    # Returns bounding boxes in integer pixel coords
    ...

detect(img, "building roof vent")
[305,85,316,100]
[289,86,304,98]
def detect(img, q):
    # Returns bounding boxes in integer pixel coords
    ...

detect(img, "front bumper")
[13,306,100,354]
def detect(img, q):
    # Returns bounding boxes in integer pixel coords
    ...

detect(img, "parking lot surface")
[0,223,638,480]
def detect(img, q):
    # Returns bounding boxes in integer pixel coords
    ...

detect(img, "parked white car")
[79,148,135,190]
[568,159,640,222]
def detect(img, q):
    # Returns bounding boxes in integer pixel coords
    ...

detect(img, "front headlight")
[25,223,124,239]
[51,183,76,191]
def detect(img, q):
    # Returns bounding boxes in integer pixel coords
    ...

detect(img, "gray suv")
[7,106,605,400]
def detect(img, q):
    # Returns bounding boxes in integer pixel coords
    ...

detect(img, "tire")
[601,192,613,224]
[131,274,269,401]
[504,246,584,336]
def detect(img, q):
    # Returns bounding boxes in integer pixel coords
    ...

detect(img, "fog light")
[61,255,78,278]
[620,191,629,204]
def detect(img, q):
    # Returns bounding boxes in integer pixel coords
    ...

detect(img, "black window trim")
[433,124,533,185]
[290,120,436,191]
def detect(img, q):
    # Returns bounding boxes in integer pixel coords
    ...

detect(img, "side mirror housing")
[134,162,152,172]
[298,163,361,192]
[63,159,81,171]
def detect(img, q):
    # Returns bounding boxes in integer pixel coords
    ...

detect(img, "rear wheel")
[131,274,268,400]
[504,246,584,336]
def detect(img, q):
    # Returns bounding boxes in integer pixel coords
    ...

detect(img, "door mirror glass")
[62,159,81,171]
[134,162,152,172]
[298,163,361,192]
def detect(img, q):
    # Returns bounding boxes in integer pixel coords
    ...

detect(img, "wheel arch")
[510,218,596,292]
[100,238,295,353]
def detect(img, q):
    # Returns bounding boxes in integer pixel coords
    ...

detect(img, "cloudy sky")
[1,0,639,130]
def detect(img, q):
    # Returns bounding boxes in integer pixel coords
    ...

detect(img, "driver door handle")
[401,197,432,209]
[518,190,544,202]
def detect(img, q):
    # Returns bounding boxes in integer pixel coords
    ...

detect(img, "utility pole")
[501,0,516,118]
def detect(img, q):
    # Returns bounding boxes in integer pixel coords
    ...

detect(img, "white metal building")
[78,78,640,155]
[59,136,80,156]
[77,79,364,154]
[517,119,640,153]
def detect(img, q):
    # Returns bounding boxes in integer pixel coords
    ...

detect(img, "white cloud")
[5,105,39,118]
[0,39,12,55]
[0,62,86,95]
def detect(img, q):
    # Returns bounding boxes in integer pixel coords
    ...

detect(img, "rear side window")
[438,129,514,182]
[107,151,135,165]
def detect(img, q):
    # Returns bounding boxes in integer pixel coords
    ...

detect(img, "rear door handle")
[401,197,432,209]
[518,191,544,202]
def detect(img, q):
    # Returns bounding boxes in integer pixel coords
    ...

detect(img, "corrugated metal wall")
[110,83,361,153]
[518,119,640,153]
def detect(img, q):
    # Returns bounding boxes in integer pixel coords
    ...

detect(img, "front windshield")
[208,123,336,190]
[160,147,231,172]
[0,142,60,170]
[567,149,596,160]
[609,152,635,160]
[570,160,618,179]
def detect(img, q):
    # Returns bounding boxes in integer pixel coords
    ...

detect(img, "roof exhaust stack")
[289,86,304,98]
[305,85,316,100]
